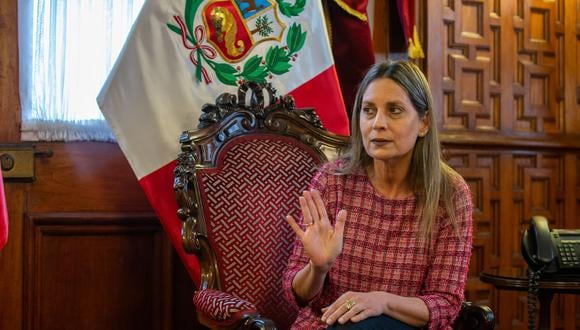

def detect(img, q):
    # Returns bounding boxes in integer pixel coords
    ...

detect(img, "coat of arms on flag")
[167,0,306,85]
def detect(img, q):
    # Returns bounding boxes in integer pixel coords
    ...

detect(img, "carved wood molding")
[26,212,158,225]
[441,131,580,149]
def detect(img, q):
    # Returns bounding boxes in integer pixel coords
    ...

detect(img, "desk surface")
[480,267,580,293]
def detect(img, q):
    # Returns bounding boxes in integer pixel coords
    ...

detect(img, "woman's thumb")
[334,209,347,237]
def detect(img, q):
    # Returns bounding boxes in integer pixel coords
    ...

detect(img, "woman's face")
[359,77,428,164]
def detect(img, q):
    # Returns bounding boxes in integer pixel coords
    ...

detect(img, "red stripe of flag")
[290,65,350,136]
[0,170,8,250]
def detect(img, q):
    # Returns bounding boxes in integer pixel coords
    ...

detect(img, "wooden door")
[0,1,199,329]
[423,0,580,329]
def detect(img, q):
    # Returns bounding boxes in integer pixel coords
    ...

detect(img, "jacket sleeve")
[418,178,474,329]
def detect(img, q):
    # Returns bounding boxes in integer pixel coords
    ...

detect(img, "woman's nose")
[372,111,388,129]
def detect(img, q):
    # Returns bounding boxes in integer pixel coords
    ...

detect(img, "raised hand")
[287,189,347,273]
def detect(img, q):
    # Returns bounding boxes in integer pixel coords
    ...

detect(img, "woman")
[282,60,473,330]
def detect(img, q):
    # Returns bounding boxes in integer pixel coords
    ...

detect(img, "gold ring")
[305,222,313,227]
[345,299,355,310]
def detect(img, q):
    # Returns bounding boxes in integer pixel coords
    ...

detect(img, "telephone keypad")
[558,240,580,267]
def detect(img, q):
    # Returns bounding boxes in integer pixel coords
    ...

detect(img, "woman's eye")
[390,106,404,115]
[362,107,376,115]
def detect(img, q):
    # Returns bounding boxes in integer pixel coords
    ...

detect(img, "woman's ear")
[419,112,429,137]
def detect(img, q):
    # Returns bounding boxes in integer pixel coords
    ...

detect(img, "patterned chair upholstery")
[173,82,495,330]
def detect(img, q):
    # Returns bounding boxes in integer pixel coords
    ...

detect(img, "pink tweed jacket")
[282,161,473,329]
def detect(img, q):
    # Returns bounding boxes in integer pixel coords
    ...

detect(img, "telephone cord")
[527,267,545,330]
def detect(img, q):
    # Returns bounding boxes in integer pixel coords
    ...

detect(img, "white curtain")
[19,0,145,141]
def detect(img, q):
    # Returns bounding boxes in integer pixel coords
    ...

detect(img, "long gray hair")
[337,60,460,242]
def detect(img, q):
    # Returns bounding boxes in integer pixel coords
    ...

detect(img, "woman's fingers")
[298,196,312,225]
[348,309,372,323]
[303,190,320,224]
[321,293,351,324]
[286,215,304,238]
[323,292,382,325]
[321,300,351,325]
[311,189,329,224]
[320,304,335,323]
[337,300,362,324]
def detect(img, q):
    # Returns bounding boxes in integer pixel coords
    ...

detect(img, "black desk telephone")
[521,216,580,330]
[521,215,580,274]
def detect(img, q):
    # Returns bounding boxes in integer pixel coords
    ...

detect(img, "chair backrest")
[174,82,348,327]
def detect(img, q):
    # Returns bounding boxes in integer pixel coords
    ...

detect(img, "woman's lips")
[370,138,391,145]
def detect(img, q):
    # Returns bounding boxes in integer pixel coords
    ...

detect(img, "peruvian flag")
[0,170,8,250]
[97,0,349,285]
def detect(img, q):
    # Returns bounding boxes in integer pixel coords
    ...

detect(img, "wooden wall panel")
[426,0,580,328]
[439,0,500,132]
[446,151,500,306]
[29,143,151,213]
[24,213,166,330]
[514,0,563,134]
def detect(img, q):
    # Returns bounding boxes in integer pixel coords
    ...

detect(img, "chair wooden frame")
[173,82,348,328]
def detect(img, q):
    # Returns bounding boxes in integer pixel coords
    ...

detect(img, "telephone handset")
[521,215,580,275]
[521,216,580,330]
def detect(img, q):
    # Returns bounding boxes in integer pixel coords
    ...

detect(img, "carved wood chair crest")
[197,81,324,130]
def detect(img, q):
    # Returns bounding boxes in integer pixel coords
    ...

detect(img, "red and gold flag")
[325,0,375,117]
[396,0,424,59]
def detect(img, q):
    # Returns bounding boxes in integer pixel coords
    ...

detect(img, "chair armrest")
[453,301,495,330]
[194,289,275,329]
[239,314,276,330]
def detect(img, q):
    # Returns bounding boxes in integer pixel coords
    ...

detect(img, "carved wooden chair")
[173,82,494,330]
